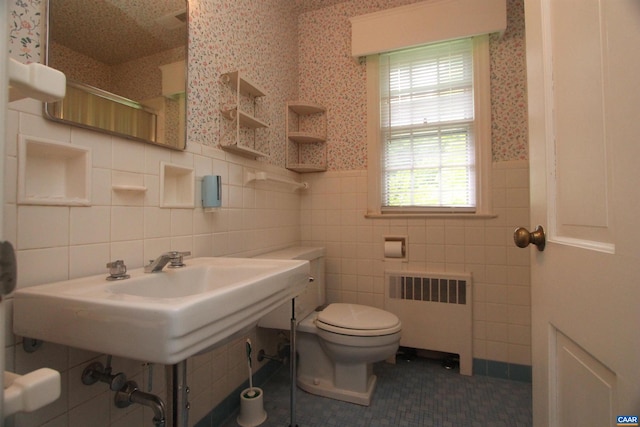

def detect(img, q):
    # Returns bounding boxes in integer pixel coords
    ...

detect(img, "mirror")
[43,0,188,150]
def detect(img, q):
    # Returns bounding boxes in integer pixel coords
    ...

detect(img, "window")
[367,36,492,217]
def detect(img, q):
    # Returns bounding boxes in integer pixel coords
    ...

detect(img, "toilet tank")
[254,246,325,330]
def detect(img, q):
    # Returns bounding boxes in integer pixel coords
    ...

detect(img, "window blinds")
[380,38,476,212]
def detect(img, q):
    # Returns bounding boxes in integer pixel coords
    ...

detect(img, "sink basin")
[13,257,309,364]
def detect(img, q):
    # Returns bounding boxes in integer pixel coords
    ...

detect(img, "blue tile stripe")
[473,358,532,382]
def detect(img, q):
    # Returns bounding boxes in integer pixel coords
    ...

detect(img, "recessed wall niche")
[160,162,195,208]
[17,135,92,206]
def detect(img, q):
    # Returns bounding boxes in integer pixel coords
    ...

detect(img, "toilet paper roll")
[384,241,404,258]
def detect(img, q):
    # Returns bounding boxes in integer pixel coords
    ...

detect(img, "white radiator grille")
[388,274,468,305]
[385,271,473,375]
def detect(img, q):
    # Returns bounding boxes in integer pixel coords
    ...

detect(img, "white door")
[525,1,640,426]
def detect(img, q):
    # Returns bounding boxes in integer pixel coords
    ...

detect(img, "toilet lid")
[316,303,401,336]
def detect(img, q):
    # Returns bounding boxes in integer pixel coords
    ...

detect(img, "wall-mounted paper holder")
[384,236,407,261]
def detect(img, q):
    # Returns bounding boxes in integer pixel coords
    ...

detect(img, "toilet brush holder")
[237,387,267,427]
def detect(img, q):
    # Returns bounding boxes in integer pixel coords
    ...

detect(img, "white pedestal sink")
[12,257,309,364]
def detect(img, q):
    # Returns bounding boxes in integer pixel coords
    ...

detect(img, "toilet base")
[297,373,377,406]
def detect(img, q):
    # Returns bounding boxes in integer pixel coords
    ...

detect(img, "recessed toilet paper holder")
[384,236,407,261]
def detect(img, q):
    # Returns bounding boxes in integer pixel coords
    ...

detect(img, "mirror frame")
[42,0,188,151]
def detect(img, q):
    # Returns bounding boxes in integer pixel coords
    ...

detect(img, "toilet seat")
[316,303,401,337]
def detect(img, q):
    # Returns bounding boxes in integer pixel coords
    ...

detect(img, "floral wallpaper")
[8,0,527,168]
[298,0,528,169]
[490,0,528,161]
[181,0,300,165]
[8,0,42,62]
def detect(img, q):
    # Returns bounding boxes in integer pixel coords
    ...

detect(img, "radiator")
[384,270,473,375]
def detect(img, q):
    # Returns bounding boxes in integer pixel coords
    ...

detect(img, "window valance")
[350,0,506,57]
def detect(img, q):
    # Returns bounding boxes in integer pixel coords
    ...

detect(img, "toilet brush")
[245,339,257,398]
[237,338,267,426]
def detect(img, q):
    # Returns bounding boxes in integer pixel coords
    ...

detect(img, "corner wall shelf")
[285,101,327,172]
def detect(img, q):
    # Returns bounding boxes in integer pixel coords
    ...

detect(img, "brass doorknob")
[513,225,546,251]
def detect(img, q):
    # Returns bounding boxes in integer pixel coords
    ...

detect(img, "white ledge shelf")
[112,185,148,192]
[246,171,309,191]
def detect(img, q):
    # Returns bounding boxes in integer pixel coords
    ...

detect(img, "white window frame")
[366,35,493,218]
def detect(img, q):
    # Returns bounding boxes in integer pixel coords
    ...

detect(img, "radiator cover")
[384,270,473,375]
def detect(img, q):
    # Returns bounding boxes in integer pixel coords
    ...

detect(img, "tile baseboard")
[473,358,532,382]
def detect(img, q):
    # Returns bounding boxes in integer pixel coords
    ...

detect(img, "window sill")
[364,212,498,220]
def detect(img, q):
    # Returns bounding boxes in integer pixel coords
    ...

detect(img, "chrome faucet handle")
[106,260,130,281]
[168,251,191,268]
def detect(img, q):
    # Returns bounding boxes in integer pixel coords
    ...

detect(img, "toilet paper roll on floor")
[384,240,405,258]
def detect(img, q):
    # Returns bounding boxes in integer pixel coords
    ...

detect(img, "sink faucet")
[144,251,191,273]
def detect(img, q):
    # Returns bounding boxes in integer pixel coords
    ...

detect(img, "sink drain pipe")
[115,380,167,427]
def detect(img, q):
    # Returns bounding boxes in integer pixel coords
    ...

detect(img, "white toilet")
[255,247,401,406]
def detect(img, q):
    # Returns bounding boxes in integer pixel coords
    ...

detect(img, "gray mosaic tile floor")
[221,356,532,427]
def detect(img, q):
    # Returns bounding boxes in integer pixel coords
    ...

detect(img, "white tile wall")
[300,161,531,366]
[4,99,301,427]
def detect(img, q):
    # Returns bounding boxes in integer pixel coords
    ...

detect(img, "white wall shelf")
[112,185,148,192]
[219,71,269,159]
[286,101,327,173]
[112,171,147,194]
[220,108,269,129]
[285,164,326,173]
[17,135,91,206]
[245,170,309,191]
